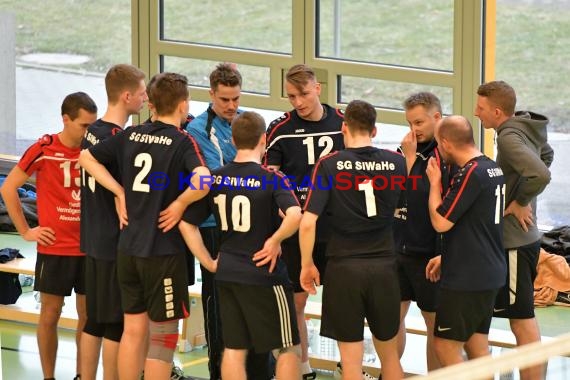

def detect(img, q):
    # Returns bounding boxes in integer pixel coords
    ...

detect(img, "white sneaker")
[334,362,376,380]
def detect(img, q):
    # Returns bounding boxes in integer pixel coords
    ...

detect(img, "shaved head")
[437,115,475,147]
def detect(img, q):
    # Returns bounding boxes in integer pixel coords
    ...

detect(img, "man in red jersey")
[1,92,98,380]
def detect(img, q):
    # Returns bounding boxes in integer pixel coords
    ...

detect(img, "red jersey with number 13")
[18,134,83,256]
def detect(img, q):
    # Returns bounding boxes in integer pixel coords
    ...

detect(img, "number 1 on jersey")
[357,179,377,217]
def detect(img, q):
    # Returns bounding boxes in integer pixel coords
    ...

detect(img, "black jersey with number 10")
[304,147,406,257]
[88,121,206,258]
[183,162,300,287]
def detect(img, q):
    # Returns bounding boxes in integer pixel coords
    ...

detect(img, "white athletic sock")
[301,360,312,374]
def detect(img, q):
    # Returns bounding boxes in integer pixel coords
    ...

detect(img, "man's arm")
[158,165,211,232]
[78,149,127,227]
[298,211,320,294]
[0,166,55,245]
[498,132,551,205]
[426,157,454,233]
[252,205,302,272]
[179,220,217,273]
[541,142,554,168]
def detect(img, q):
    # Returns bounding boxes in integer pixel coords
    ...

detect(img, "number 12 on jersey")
[302,135,334,165]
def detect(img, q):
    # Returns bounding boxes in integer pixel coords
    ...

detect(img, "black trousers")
[199,227,275,380]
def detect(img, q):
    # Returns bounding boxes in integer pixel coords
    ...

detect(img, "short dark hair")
[477,80,516,116]
[438,115,475,147]
[105,64,146,104]
[403,92,442,114]
[344,100,377,135]
[149,73,189,116]
[209,63,242,91]
[232,111,266,150]
[61,92,97,119]
[286,64,316,92]
[146,73,159,104]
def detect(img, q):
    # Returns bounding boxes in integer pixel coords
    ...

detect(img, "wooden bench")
[185,284,555,377]
[0,255,78,329]
[0,256,35,276]
[0,254,556,374]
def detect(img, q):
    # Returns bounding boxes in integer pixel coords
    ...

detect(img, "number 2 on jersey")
[213,194,251,232]
[132,153,152,192]
[302,136,334,165]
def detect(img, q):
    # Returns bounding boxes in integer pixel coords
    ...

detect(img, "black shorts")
[321,256,400,342]
[281,238,327,293]
[217,281,300,353]
[34,253,85,296]
[85,255,123,324]
[397,254,440,312]
[494,240,540,319]
[117,252,189,322]
[435,288,498,342]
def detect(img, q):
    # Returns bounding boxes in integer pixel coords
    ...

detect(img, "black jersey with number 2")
[304,146,406,257]
[183,162,300,287]
[80,119,123,261]
[88,120,206,258]
[437,155,506,291]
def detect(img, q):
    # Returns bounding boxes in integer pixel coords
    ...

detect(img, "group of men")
[0,58,552,380]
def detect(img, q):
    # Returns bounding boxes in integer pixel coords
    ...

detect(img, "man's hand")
[252,237,281,273]
[158,199,186,232]
[504,200,533,232]
[114,194,128,229]
[401,130,418,158]
[23,226,56,246]
[425,157,441,186]
[401,131,418,173]
[425,255,441,282]
[206,258,218,273]
[300,264,320,295]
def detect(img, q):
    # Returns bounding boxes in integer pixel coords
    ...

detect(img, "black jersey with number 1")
[437,155,506,291]
[304,147,406,257]
[80,119,123,261]
[183,162,300,287]
[88,120,206,258]
[264,105,344,206]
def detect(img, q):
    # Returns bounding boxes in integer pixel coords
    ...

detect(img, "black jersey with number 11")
[436,155,506,291]
[80,119,123,261]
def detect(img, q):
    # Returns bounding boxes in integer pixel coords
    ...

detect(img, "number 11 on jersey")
[495,183,506,224]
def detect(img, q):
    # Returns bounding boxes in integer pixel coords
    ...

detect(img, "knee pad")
[103,322,124,343]
[147,320,179,363]
[83,318,105,338]
[271,344,301,360]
